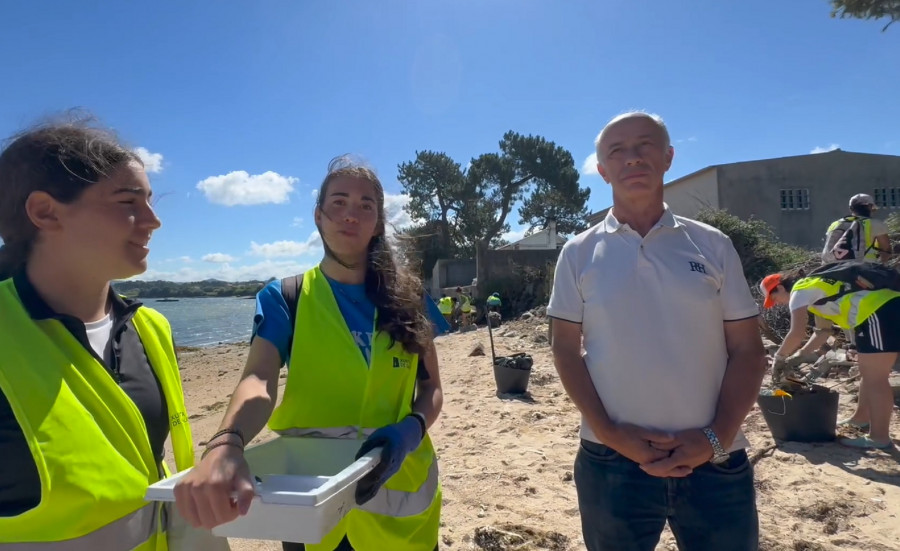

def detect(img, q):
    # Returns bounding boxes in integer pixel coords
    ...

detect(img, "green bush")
[695,208,818,285]
[483,262,554,320]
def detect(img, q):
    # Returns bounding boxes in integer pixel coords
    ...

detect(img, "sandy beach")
[171,312,900,551]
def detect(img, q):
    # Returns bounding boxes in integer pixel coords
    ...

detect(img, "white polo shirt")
[548,207,759,451]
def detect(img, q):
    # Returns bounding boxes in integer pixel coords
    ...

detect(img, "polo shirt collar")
[602,203,682,233]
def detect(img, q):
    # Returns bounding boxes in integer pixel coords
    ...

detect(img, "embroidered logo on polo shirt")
[689,261,707,274]
[392,357,411,369]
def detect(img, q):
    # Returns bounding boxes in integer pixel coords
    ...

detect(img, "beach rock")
[469,343,486,357]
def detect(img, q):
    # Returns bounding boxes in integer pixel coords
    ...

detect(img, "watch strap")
[702,427,730,463]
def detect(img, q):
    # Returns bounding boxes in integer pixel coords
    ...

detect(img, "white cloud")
[383,192,417,232]
[133,147,164,173]
[676,136,698,144]
[197,171,298,206]
[810,144,840,154]
[581,153,599,176]
[179,256,193,263]
[202,253,237,263]
[291,217,303,227]
[311,189,319,199]
[250,232,322,258]
[140,259,316,283]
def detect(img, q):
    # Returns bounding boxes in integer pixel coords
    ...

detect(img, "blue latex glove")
[354,416,424,505]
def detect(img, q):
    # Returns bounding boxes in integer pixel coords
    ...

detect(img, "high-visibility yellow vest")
[268,266,440,551]
[437,297,452,315]
[793,276,900,329]
[0,278,193,550]
[459,295,472,314]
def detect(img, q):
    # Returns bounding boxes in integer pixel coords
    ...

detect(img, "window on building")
[873,188,900,209]
[780,189,809,210]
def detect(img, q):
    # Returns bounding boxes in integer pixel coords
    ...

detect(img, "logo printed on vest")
[392,357,411,369]
[689,261,707,274]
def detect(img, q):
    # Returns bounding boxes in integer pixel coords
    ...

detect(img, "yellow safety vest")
[268,266,440,551]
[793,276,900,329]
[437,297,452,315]
[460,295,472,314]
[0,279,193,551]
[826,217,877,261]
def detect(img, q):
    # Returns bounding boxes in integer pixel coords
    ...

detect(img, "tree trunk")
[439,216,453,254]
[475,240,489,300]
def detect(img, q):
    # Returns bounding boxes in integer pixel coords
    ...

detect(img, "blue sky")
[1,1,897,282]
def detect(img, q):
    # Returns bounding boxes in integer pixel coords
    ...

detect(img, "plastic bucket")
[493,353,532,394]
[757,385,839,442]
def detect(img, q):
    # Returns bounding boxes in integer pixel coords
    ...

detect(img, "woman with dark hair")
[0,118,195,548]
[175,156,443,550]
[761,268,899,450]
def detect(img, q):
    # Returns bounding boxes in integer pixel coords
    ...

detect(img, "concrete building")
[497,220,566,250]
[587,150,900,250]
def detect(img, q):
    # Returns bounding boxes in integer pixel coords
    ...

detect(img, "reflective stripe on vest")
[794,276,899,329]
[0,280,192,547]
[274,427,439,518]
[0,502,157,551]
[266,266,440,546]
[357,458,439,518]
[276,426,376,439]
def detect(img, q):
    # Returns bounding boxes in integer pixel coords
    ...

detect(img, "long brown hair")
[315,156,430,355]
[776,267,807,292]
[0,115,141,279]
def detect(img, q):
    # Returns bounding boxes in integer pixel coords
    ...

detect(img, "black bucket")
[757,385,839,442]
[493,353,532,394]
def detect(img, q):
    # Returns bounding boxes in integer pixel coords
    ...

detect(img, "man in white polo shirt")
[548,111,766,551]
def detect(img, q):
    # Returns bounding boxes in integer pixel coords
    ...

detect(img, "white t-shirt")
[548,207,759,451]
[788,286,840,318]
[84,313,114,363]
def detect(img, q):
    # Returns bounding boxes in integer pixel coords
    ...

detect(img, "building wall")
[500,230,558,249]
[431,249,561,296]
[482,248,561,282]
[431,258,476,295]
[663,167,720,218]
[716,151,900,250]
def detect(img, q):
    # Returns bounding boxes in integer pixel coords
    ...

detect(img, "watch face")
[711,451,732,465]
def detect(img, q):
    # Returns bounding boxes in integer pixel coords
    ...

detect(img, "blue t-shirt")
[252,277,448,367]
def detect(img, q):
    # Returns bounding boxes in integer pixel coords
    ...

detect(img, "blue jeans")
[574,440,758,551]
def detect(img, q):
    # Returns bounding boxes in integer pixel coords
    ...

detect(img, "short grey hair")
[594,111,671,163]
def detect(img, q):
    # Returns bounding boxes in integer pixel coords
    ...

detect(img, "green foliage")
[482,262,555,319]
[694,209,819,285]
[397,132,590,290]
[887,210,900,237]
[886,211,900,263]
[113,279,265,298]
[831,0,900,31]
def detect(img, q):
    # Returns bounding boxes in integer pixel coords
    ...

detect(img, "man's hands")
[603,423,676,465]
[640,429,714,478]
[603,424,715,478]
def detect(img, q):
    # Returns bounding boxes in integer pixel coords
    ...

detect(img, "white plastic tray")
[146,437,380,543]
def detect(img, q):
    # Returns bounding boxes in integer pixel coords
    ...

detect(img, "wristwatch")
[702,427,731,464]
